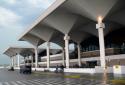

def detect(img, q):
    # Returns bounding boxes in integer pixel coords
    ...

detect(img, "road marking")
[0,82,3,85]
[11,81,18,85]
[4,82,10,85]
[16,81,26,85]
[0,78,110,85]
[21,80,34,85]
[28,80,42,85]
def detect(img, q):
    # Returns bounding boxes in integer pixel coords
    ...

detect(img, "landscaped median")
[32,71,125,85]
[32,71,82,79]
[64,75,81,79]
[32,71,99,80]
[111,78,125,85]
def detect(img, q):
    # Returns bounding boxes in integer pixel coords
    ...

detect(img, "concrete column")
[13,56,16,67]
[10,57,11,67]
[62,49,65,66]
[64,34,70,68]
[24,57,26,65]
[77,44,81,67]
[31,55,34,67]
[12,56,14,67]
[17,54,20,67]
[96,16,106,69]
[13,56,15,67]
[11,57,13,67]
[97,61,100,66]
[47,42,50,69]
[34,47,38,68]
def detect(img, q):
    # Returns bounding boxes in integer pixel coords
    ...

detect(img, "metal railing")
[81,48,125,58]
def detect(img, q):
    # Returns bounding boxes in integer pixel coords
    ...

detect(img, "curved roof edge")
[3,46,34,56]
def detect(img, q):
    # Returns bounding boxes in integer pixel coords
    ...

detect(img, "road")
[0,68,112,85]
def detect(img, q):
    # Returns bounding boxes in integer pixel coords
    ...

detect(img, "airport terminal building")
[4,0,125,74]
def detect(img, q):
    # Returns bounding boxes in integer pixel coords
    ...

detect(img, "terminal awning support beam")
[64,34,70,68]
[34,47,38,68]
[17,54,20,67]
[77,44,81,67]
[96,16,106,69]
[62,49,65,66]
[47,42,50,69]
[11,57,14,67]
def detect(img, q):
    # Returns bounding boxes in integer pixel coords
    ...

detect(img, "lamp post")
[96,16,107,84]
[96,16,106,69]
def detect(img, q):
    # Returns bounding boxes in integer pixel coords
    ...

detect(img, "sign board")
[113,65,121,74]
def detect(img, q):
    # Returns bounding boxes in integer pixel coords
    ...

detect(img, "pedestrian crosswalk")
[0,78,110,85]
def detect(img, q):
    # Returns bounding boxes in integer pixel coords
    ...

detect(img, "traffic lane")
[0,69,42,82]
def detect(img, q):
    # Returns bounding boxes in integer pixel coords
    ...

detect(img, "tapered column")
[14,55,17,67]
[34,47,38,68]
[24,57,26,65]
[17,54,20,67]
[31,55,34,67]
[13,56,16,67]
[96,16,106,69]
[11,57,14,67]
[77,44,81,67]
[12,56,15,67]
[10,57,12,67]
[47,42,50,69]
[64,34,70,68]
[62,49,65,66]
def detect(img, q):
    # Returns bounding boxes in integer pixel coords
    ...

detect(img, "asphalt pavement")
[0,68,114,85]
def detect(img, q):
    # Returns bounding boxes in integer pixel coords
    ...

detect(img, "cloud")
[6,0,16,4]
[1,0,55,8]
[27,0,55,8]
[0,0,56,64]
[0,7,22,29]
[0,0,55,26]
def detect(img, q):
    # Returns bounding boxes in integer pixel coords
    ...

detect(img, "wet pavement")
[0,68,124,85]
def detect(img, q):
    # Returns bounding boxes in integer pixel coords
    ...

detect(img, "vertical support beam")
[17,54,20,67]
[96,16,106,69]
[10,57,12,67]
[24,57,26,65]
[77,44,81,67]
[12,56,14,67]
[13,56,16,67]
[62,48,65,66]
[31,55,34,67]
[47,41,50,69]
[64,34,70,68]
[34,47,38,68]
[13,56,15,67]
[15,55,17,67]
[11,57,13,67]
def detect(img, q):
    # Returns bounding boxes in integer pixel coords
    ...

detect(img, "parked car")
[20,65,32,74]
[8,66,14,71]
[20,59,32,74]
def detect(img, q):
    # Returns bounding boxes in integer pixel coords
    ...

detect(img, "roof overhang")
[4,46,62,57]
[19,0,125,46]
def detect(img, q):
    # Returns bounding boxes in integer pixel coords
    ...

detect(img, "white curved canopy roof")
[4,46,62,57]
[4,46,37,57]
[19,0,125,47]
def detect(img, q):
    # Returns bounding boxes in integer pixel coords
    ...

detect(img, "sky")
[0,0,56,65]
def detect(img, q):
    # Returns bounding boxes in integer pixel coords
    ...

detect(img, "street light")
[98,16,103,24]
[96,16,107,84]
